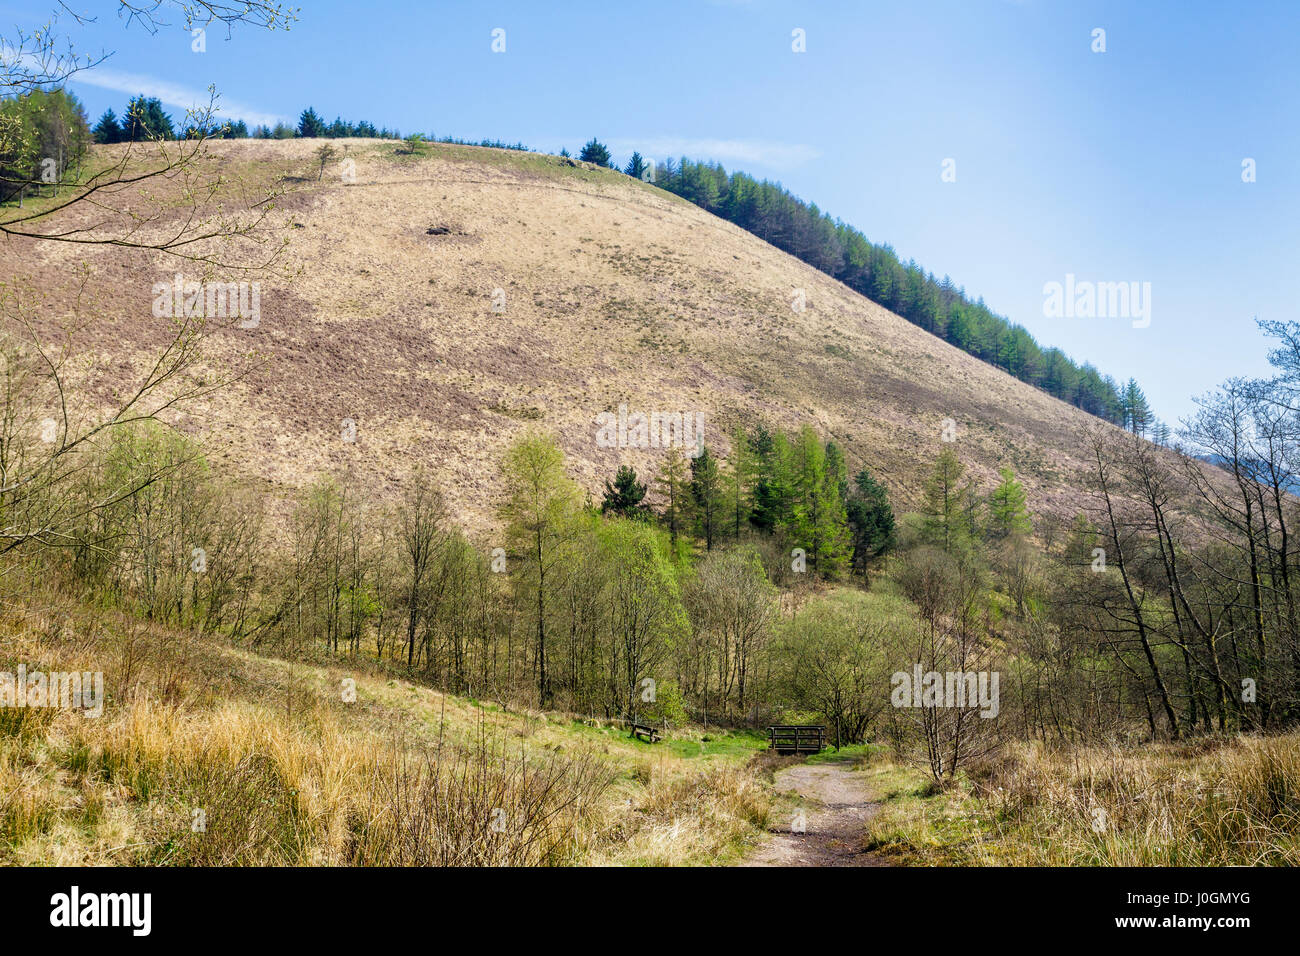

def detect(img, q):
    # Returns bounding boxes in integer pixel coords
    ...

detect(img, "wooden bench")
[629,722,661,743]
[767,725,825,755]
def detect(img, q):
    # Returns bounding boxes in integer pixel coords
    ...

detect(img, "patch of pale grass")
[0,600,765,866]
[589,761,770,866]
[867,736,1300,866]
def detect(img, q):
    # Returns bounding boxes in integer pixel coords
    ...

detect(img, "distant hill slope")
[8,138,1132,531]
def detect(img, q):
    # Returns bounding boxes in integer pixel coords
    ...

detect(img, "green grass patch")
[806,742,885,765]
[859,762,1002,864]
[662,730,769,760]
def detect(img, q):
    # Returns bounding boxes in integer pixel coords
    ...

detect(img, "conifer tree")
[578,137,612,167]
[724,427,754,539]
[988,467,1031,538]
[690,445,723,550]
[813,439,853,576]
[787,427,851,576]
[655,448,691,546]
[624,151,649,180]
[297,107,326,138]
[92,108,121,144]
[761,429,798,534]
[846,467,895,575]
[1121,378,1152,436]
[748,424,779,533]
[601,465,648,518]
[921,447,974,553]
[122,95,173,141]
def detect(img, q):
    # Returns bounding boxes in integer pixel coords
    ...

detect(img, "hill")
[4,137,1137,531]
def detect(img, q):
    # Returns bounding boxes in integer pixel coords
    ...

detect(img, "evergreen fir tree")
[1120,378,1152,436]
[846,467,895,575]
[122,95,173,141]
[690,446,723,550]
[92,109,121,144]
[920,447,974,553]
[297,107,326,138]
[624,151,649,180]
[988,467,1031,538]
[601,465,648,518]
[654,448,691,546]
[578,137,612,167]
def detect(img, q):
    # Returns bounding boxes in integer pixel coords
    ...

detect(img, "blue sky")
[12,0,1299,426]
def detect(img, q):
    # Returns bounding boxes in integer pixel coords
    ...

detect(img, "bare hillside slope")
[9,138,1123,530]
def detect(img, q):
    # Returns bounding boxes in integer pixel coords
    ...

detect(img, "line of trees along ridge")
[648,156,1139,427]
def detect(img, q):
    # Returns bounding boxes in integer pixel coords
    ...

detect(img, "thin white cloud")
[607,137,820,170]
[68,64,286,128]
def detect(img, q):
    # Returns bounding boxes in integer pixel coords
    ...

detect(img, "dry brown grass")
[3,137,1149,536]
[0,594,769,866]
[863,737,1300,865]
[585,761,771,866]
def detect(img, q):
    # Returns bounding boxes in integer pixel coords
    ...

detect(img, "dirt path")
[743,761,889,867]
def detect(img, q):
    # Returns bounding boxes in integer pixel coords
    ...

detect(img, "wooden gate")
[767,725,825,755]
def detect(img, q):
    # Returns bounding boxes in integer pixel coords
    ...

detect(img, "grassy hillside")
[8,585,1295,868]
[5,137,1129,532]
[0,590,774,866]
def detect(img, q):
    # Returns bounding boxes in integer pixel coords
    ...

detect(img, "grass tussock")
[864,736,1300,865]
[344,737,610,866]
[587,761,771,866]
[0,601,771,866]
[5,686,619,866]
